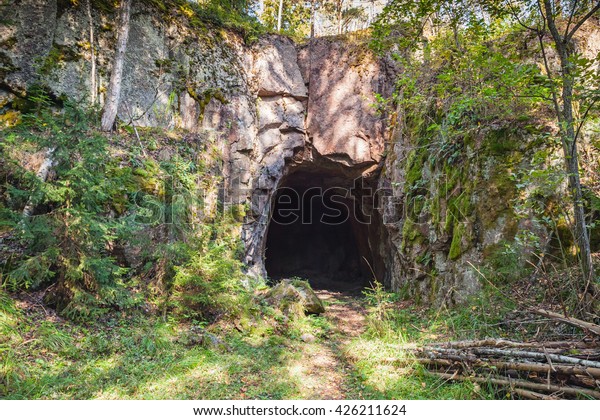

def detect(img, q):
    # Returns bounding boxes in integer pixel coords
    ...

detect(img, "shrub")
[0,98,140,320]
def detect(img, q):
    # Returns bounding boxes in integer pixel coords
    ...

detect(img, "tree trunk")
[543,0,596,304]
[101,0,132,132]
[86,0,97,105]
[310,0,315,38]
[337,0,343,35]
[277,0,284,32]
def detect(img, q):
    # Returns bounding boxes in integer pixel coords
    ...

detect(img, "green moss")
[444,190,472,233]
[477,165,516,230]
[230,203,247,222]
[427,276,440,302]
[401,218,424,251]
[0,110,21,127]
[187,87,229,121]
[0,51,16,80]
[0,36,17,50]
[448,222,467,260]
[440,163,462,197]
[91,0,118,14]
[402,218,418,241]
[405,149,424,187]
[484,127,520,155]
[56,0,77,17]
[133,159,163,196]
[38,43,81,75]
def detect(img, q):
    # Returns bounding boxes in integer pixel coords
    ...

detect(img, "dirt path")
[291,290,367,399]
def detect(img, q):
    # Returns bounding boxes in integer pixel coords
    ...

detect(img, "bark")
[277,0,284,32]
[414,357,600,379]
[511,388,560,400]
[431,339,594,349]
[310,0,316,38]
[532,308,600,337]
[337,0,343,35]
[86,0,97,105]
[22,147,56,218]
[542,0,596,303]
[471,348,600,369]
[430,371,600,399]
[101,0,132,131]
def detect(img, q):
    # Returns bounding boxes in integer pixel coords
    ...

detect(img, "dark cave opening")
[264,169,376,292]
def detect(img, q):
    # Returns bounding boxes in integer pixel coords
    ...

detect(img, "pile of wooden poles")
[402,310,600,399]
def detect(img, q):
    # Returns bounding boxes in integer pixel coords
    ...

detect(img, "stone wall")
[4,1,591,304]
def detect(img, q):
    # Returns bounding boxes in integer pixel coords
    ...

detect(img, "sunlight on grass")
[1,286,510,400]
[342,336,490,399]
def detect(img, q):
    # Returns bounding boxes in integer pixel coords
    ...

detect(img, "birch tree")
[101,0,132,131]
[86,0,97,105]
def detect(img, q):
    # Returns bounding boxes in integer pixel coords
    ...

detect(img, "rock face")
[298,38,390,171]
[265,279,325,315]
[2,1,575,305]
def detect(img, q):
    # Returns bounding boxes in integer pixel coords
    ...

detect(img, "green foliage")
[370,0,441,54]
[37,43,81,75]
[0,94,248,323]
[1,99,138,320]
[362,280,401,339]
[171,215,248,321]
[144,0,265,43]
[375,5,549,271]
[261,0,311,37]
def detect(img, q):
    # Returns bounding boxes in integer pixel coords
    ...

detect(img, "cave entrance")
[265,169,375,292]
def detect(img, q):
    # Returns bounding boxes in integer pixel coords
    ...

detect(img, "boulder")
[265,279,325,316]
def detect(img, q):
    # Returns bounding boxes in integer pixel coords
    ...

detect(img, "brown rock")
[298,38,391,169]
[265,279,325,316]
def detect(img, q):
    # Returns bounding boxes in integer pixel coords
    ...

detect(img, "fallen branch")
[532,309,600,337]
[510,388,561,400]
[429,339,593,349]
[470,348,600,369]
[428,371,600,399]
[22,147,56,217]
[412,357,600,379]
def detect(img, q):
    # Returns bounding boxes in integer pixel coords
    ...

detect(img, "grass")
[1,279,533,400]
[336,280,526,400]
[0,292,335,399]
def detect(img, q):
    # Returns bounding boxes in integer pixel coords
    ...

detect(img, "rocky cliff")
[3,1,595,303]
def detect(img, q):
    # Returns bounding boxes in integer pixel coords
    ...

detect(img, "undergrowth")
[0,93,250,323]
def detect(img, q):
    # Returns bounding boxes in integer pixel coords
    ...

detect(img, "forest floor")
[288,290,367,399]
[2,286,495,399]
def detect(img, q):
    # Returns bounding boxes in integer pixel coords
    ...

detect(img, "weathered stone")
[1,0,57,94]
[265,279,325,315]
[253,35,307,99]
[179,327,231,352]
[2,1,574,308]
[298,38,390,170]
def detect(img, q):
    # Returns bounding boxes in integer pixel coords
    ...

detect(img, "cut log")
[400,356,600,379]
[429,339,588,349]
[532,309,600,337]
[511,388,561,400]
[469,348,600,369]
[428,371,600,399]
